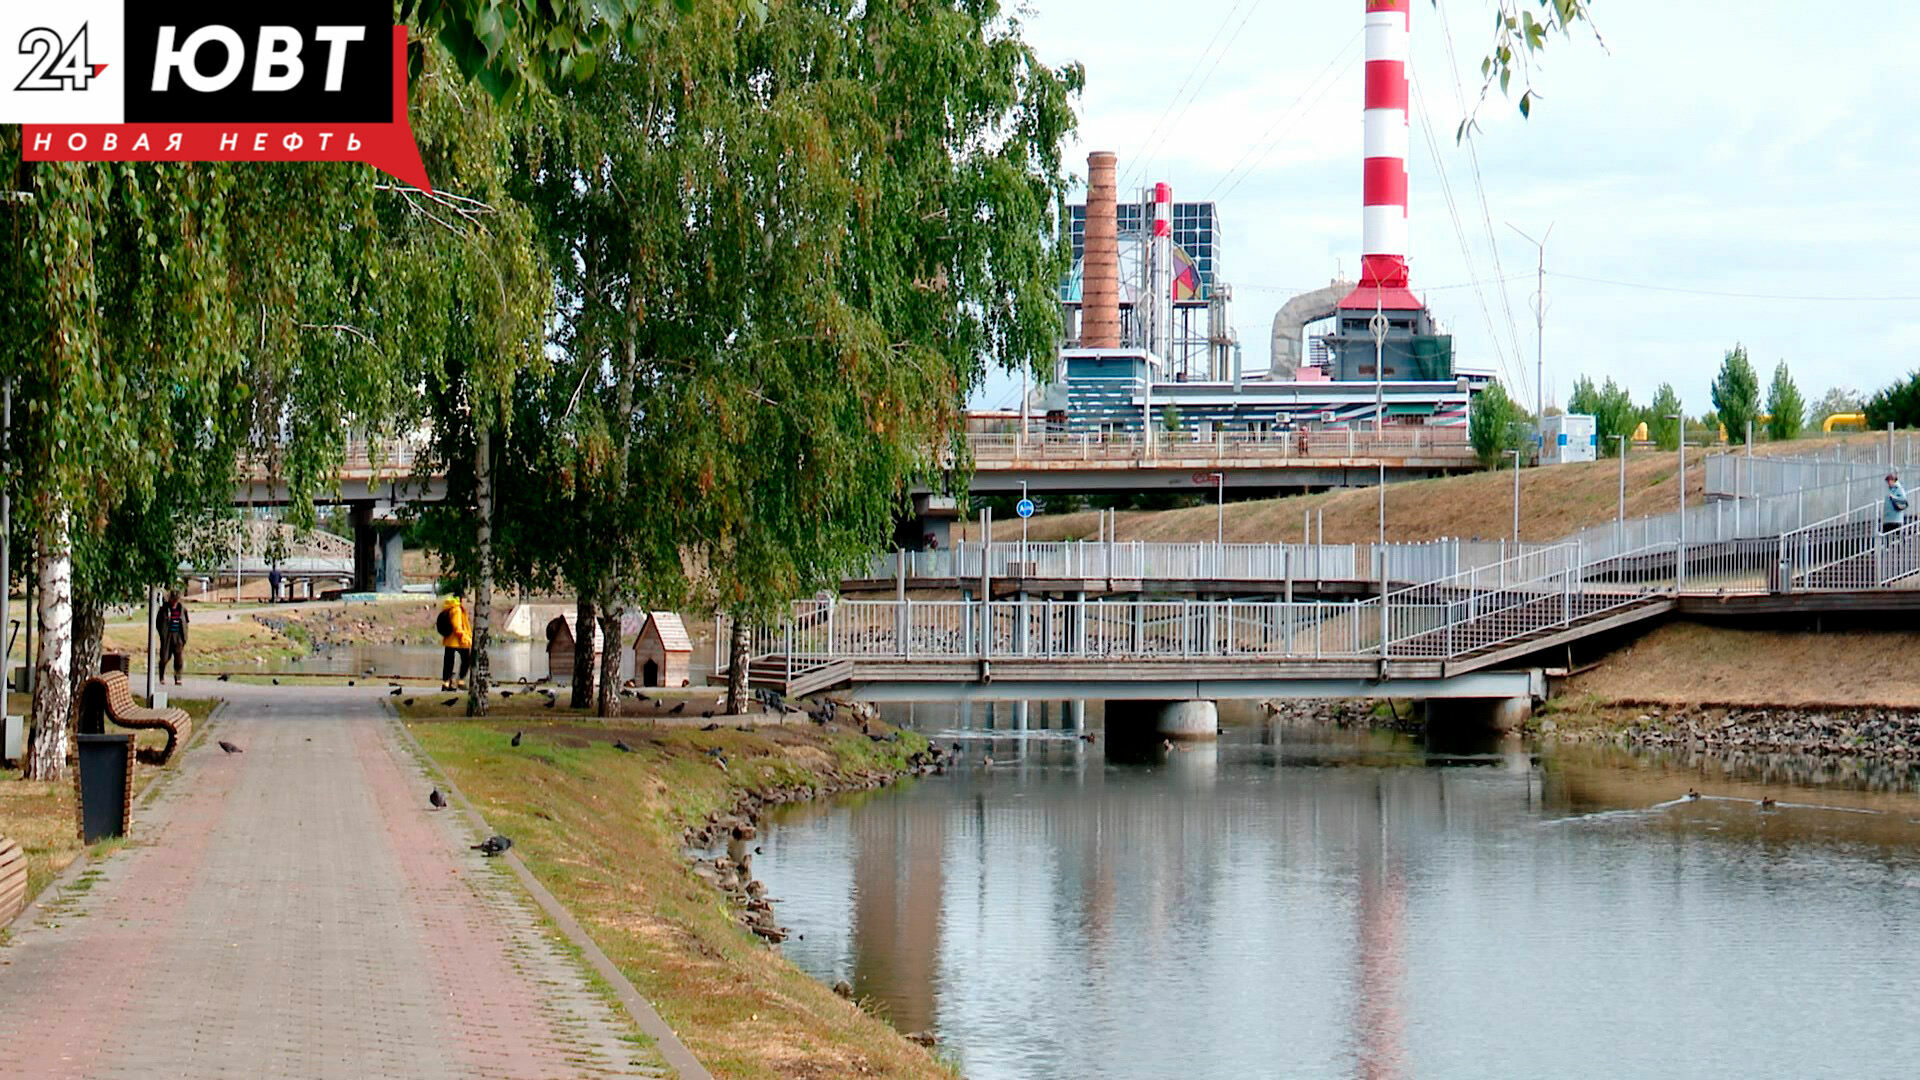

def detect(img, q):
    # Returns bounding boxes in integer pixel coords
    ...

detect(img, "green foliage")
[400,0,767,100]
[1766,361,1805,442]
[1812,386,1864,425]
[1710,345,1760,445]
[1470,379,1526,467]
[1161,405,1183,434]
[1866,372,1920,432]
[1566,375,1635,456]
[1454,0,1601,133]
[1647,384,1682,451]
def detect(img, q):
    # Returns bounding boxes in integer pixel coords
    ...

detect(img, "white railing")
[965,427,1473,464]
[857,538,1565,587]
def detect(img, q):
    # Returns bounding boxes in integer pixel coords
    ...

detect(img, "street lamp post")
[1507,449,1522,545]
[1377,463,1386,548]
[1369,304,1388,437]
[1507,222,1554,427]
[1614,433,1628,551]
[1667,413,1685,587]
[1207,472,1225,553]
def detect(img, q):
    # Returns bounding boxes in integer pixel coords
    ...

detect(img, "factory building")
[1030,0,1481,442]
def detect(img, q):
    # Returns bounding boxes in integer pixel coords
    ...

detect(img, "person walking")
[1886,473,1910,534]
[268,564,282,604]
[438,595,473,691]
[155,590,189,686]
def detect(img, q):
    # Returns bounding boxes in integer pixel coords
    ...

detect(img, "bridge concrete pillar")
[349,501,376,594]
[1104,699,1218,745]
[376,528,406,593]
[1068,699,1086,731]
[1423,696,1532,737]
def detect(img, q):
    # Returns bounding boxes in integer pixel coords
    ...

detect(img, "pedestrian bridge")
[733,497,1920,705]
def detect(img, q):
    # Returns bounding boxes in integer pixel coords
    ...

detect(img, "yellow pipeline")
[1823,412,1868,433]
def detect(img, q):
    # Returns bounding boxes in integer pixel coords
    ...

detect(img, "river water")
[755,705,1920,1079]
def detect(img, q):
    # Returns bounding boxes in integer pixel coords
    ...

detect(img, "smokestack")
[1151,181,1173,362]
[1082,152,1120,349]
[1360,0,1411,293]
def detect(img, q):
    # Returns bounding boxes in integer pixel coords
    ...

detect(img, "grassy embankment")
[989,431,1896,547]
[399,700,953,1080]
[0,695,217,908]
[1536,621,1920,737]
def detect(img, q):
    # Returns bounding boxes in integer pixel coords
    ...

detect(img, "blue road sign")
[1016,498,1035,519]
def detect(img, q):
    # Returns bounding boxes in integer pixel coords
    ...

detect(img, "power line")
[1545,271,1920,303]
[1435,0,1530,406]
[1120,0,1254,194]
[1411,68,1519,391]
[1209,33,1362,201]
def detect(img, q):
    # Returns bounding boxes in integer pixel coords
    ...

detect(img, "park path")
[0,682,677,1080]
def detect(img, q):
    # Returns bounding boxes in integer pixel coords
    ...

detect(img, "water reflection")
[759,713,1920,1079]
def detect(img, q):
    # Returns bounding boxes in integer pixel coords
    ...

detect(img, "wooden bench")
[78,671,191,766]
[0,837,25,925]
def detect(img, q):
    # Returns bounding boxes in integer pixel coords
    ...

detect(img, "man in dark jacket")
[156,589,189,685]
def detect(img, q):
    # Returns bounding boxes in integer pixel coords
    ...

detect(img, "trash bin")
[77,734,133,843]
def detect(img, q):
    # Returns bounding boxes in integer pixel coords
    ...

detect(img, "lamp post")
[1507,221,1554,428]
[1507,449,1522,544]
[1667,412,1685,587]
[1613,433,1628,551]
[1369,304,1388,436]
[1206,472,1225,553]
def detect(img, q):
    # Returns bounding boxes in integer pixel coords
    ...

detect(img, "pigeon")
[501,691,513,699]
[389,687,402,697]
[347,680,355,687]
[634,692,649,702]
[668,702,685,714]
[700,722,720,732]
[754,845,764,855]
[429,788,447,810]
[442,698,458,707]
[510,731,522,747]
[216,673,231,682]
[403,698,415,706]
[700,710,713,719]
[612,740,635,753]
[543,699,555,709]
[218,740,243,754]
[271,678,280,685]
[472,835,512,856]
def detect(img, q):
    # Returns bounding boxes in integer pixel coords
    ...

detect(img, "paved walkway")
[0,682,676,1079]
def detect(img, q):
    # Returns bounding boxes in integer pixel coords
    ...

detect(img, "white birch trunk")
[28,508,72,780]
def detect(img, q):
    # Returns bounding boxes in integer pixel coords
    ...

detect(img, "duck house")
[633,612,692,688]
[545,615,599,682]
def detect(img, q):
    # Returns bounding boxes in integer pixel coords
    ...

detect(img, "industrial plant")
[1028,0,1485,441]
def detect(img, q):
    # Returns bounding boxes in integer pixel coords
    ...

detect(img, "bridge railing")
[965,427,1473,464]
[859,538,1565,586]
[1770,503,1920,591]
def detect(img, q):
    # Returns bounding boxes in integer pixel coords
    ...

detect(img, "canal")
[755,705,1920,1078]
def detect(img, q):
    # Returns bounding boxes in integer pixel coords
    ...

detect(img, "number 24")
[16,25,95,92]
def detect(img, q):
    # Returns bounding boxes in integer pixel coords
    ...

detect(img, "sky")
[972,0,1920,419]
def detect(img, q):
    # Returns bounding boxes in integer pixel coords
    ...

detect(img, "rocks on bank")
[1556,705,1920,758]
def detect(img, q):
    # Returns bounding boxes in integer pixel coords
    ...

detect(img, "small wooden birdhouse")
[632,612,692,688]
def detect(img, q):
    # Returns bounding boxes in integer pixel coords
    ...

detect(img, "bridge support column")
[1068,699,1085,731]
[1104,699,1218,745]
[376,529,406,593]
[350,501,376,594]
[1423,696,1532,738]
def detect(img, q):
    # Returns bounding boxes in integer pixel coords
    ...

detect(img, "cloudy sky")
[974,0,1920,419]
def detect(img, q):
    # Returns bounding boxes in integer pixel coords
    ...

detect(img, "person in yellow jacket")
[438,595,473,690]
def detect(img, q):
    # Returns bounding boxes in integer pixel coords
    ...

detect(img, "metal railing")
[858,538,1567,587]
[966,426,1474,465]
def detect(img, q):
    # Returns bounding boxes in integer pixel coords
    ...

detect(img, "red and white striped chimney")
[1151,181,1173,359]
[1360,0,1411,293]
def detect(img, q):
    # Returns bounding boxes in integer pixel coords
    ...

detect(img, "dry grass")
[1563,622,1920,708]
[982,432,1903,547]
[101,619,305,670]
[404,707,953,1080]
[0,696,217,906]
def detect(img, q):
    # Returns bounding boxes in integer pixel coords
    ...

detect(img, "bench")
[0,837,25,925]
[78,671,192,766]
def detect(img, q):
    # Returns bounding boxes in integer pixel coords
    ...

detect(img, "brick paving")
[0,683,674,1080]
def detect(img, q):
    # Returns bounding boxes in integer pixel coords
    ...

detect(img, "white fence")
[967,427,1472,464]
[860,538,1568,587]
